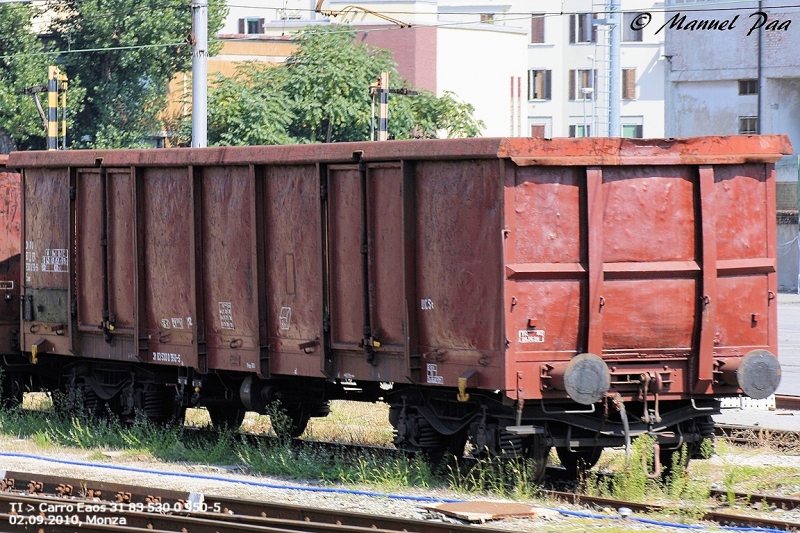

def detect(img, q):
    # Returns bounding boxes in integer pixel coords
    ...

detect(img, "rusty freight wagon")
[0,155,22,401]
[5,135,789,477]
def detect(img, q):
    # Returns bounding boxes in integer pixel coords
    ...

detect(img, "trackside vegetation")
[1,394,797,522]
[180,25,485,146]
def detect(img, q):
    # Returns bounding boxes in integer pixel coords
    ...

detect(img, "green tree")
[204,25,483,146]
[45,0,227,148]
[281,26,399,143]
[205,64,295,147]
[0,3,85,151]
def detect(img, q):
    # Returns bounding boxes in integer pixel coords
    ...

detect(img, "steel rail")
[775,395,800,411]
[709,489,800,511]
[545,490,800,531]
[6,471,800,532]
[0,471,509,533]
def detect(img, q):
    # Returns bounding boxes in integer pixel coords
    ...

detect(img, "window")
[238,17,265,34]
[531,14,545,43]
[569,69,595,100]
[528,70,552,100]
[622,125,643,138]
[569,125,591,137]
[739,116,758,134]
[531,124,546,138]
[480,13,494,24]
[739,79,758,95]
[623,13,644,41]
[623,69,636,100]
[570,13,597,43]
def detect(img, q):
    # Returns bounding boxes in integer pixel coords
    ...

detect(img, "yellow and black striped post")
[60,74,68,150]
[47,66,59,150]
[377,71,389,142]
[47,66,68,150]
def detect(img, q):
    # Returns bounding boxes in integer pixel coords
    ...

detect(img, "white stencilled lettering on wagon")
[172,318,184,329]
[42,248,69,273]
[153,352,182,363]
[518,329,545,343]
[25,242,37,281]
[426,363,443,384]
[420,298,434,310]
[160,318,171,329]
[219,302,234,330]
[279,306,291,330]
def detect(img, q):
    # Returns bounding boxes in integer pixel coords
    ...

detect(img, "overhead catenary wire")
[3,0,800,61]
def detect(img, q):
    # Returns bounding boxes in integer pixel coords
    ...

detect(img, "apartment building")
[429,0,665,138]
[664,0,800,290]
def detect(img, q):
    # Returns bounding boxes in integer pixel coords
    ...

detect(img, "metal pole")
[61,75,67,150]
[47,66,59,151]
[510,76,514,136]
[583,92,587,137]
[517,76,521,137]
[608,0,621,137]
[370,91,375,141]
[378,71,388,141]
[191,0,208,147]
[589,55,596,136]
[757,0,762,134]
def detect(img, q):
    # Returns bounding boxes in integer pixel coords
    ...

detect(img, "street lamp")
[581,87,594,137]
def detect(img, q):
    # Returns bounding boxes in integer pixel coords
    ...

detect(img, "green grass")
[2,393,799,528]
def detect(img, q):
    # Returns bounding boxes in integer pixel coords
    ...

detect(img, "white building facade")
[434,0,666,138]
[664,0,800,290]
[219,0,667,139]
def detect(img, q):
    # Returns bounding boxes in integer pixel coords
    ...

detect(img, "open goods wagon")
[5,135,789,476]
[0,155,21,399]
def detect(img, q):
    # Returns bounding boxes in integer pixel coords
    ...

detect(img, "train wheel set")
[0,135,790,479]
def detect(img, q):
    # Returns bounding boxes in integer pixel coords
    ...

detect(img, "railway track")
[545,489,800,530]
[4,471,800,532]
[776,395,800,411]
[0,471,501,533]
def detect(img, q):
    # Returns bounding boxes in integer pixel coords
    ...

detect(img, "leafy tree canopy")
[46,0,227,148]
[0,2,85,151]
[199,25,483,146]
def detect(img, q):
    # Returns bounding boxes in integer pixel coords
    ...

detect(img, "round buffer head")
[563,353,611,405]
[736,349,781,400]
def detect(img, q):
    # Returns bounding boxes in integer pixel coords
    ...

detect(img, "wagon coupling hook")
[643,441,662,479]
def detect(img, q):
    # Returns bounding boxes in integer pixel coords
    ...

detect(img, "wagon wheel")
[208,407,246,430]
[0,371,24,407]
[524,435,552,482]
[556,446,603,478]
[280,403,311,438]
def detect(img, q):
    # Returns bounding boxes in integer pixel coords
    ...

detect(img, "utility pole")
[608,0,621,137]
[191,0,208,148]
[369,72,418,141]
[23,66,68,150]
[370,72,389,141]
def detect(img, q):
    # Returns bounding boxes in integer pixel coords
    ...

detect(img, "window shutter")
[544,70,551,100]
[531,124,546,138]
[259,18,265,33]
[531,15,544,43]
[569,125,576,137]
[569,70,576,100]
[569,15,575,43]
[592,14,598,42]
[623,69,636,99]
[238,18,245,34]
